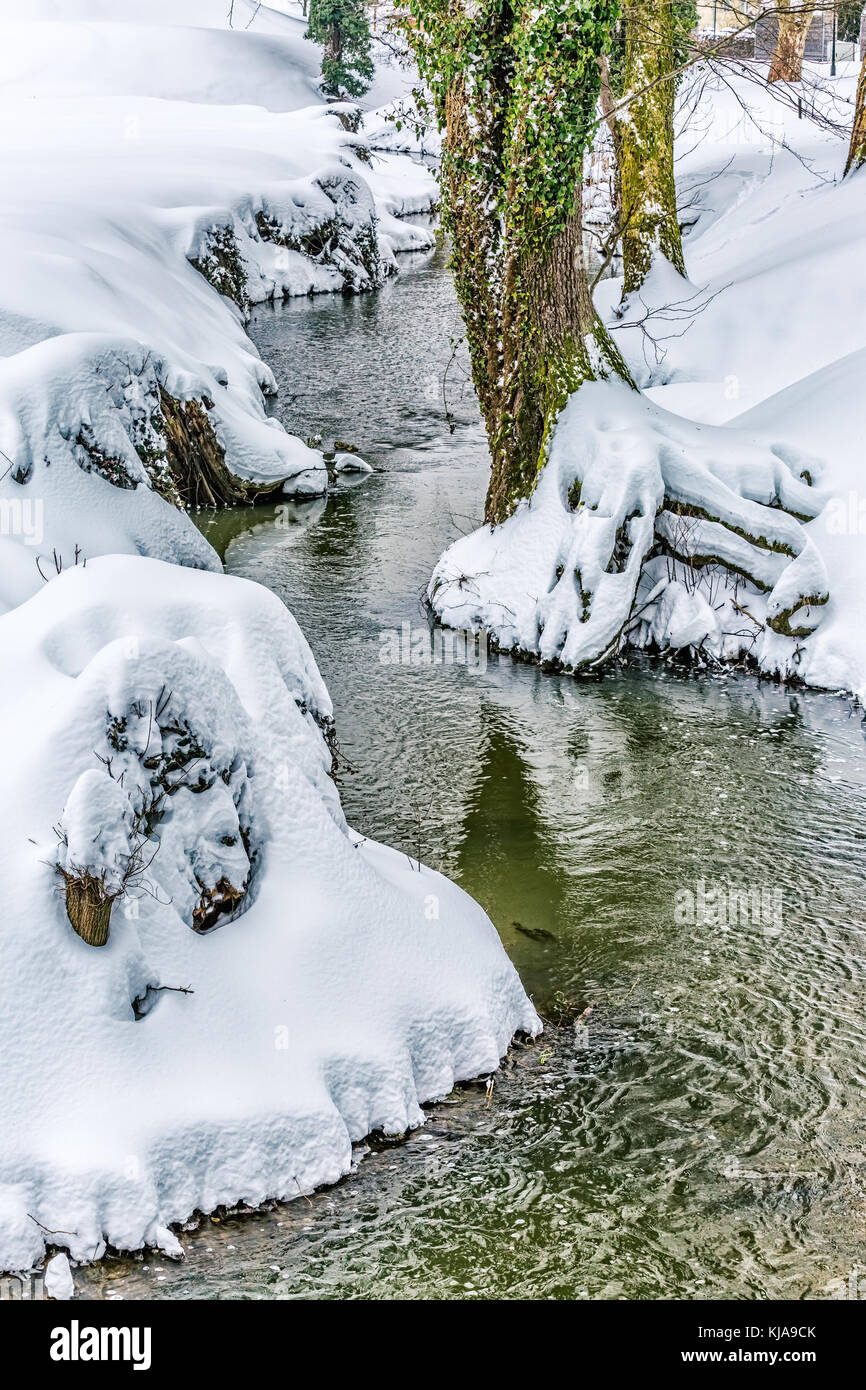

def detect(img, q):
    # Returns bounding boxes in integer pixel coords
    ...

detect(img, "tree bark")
[61,871,115,947]
[441,77,631,528]
[617,0,686,295]
[486,210,629,523]
[327,22,343,73]
[598,54,623,226]
[767,4,813,83]
[845,53,866,175]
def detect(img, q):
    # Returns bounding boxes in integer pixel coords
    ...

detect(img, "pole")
[831,6,837,76]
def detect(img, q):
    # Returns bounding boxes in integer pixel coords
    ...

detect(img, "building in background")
[694,3,864,62]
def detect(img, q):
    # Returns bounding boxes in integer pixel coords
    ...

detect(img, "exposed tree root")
[158,389,288,509]
[428,383,830,675]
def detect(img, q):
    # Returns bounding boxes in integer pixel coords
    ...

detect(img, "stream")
[77,237,866,1301]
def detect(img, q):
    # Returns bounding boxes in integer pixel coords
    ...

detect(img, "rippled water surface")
[78,239,866,1301]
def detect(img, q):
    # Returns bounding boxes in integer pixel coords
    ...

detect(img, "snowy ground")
[430,64,866,703]
[0,2,537,1276]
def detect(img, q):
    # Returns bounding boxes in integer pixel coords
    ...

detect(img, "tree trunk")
[325,21,343,81]
[845,54,866,175]
[62,871,114,947]
[598,54,623,227]
[486,211,629,523]
[767,4,812,83]
[441,78,631,529]
[618,0,686,296]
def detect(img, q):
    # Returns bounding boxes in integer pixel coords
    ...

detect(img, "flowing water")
[78,238,866,1302]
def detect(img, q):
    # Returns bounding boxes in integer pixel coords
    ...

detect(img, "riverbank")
[0,2,538,1277]
[429,63,866,704]
[0,0,437,600]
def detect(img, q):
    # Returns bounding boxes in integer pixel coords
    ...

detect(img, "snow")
[0,0,437,571]
[0,556,538,1274]
[0,1,536,1274]
[44,1252,75,1301]
[333,450,373,474]
[430,65,866,703]
[431,379,828,671]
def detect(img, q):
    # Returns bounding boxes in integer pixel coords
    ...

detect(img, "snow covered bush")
[55,680,262,948]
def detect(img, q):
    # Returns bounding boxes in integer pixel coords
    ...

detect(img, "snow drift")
[0,556,538,1273]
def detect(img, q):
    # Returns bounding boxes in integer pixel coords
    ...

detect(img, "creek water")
[77,238,866,1301]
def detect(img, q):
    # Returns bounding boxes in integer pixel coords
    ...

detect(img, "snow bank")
[0,0,436,566]
[0,556,538,1273]
[431,379,828,672]
[430,67,866,702]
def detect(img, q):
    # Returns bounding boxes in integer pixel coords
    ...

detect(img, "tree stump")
[61,871,115,947]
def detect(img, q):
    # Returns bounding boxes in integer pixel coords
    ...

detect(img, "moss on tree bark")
[403,2,630,527]
[617,0,686,295]
[486,207,631,523]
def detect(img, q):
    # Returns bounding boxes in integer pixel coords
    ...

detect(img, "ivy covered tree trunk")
[767,3,812,83]
[616,0,686,295]
[401,0,829,673]
[845,53,866,175]
[484,206,630,523]
[403,1,629,527]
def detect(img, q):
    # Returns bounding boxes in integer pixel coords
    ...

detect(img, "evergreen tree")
[306,0,374,99]
[838,0,865,44]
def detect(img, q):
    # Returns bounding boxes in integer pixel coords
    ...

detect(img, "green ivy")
[397,1,620,254]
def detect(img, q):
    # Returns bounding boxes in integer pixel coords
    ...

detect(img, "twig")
[27,1214,78,1237]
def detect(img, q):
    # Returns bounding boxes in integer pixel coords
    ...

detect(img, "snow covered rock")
[44,1253,75,1301]
[430,66,866,700]
[0,556,538,1273]
[333,450,373,474]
